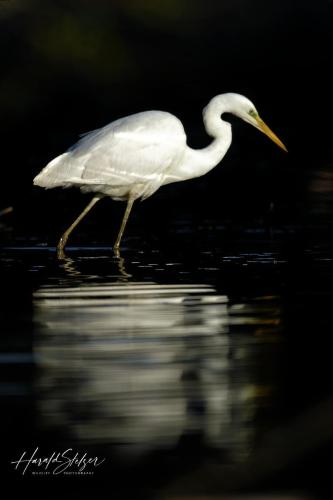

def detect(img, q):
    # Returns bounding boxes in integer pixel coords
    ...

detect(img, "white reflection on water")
[33,279,282,459]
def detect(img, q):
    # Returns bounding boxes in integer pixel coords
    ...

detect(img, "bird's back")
[34,111,187,199]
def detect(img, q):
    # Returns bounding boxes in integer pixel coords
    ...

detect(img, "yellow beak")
[256,116,288,152]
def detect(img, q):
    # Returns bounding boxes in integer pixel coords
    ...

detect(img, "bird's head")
[225,93,287,152]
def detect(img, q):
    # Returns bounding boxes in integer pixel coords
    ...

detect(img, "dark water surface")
[1,171,333,499]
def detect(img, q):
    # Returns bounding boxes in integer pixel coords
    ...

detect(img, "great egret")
[33,93,287,257]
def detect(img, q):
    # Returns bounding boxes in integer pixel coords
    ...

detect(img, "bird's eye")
[248,109,257,118]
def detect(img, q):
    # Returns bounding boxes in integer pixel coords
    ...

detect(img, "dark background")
[1,2,333,499]
[0,0,332,243]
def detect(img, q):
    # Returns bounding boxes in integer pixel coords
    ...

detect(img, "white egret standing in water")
[33,93,287,257]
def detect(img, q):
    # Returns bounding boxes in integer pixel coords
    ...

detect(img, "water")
[1,172,333,498]
[33,278,280,460]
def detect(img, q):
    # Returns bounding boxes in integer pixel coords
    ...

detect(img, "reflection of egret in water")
[33,277,282,460]
[58,251,132,280]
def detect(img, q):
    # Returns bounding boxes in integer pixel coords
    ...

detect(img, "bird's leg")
[57,195,102,259]
[113,196,135,253]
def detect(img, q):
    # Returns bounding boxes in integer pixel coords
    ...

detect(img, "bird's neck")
[188,125,232,176]
[162,96,233,186]
[203,94,233,139]
[171,100,232,182]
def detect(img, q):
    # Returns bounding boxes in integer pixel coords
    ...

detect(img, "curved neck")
[163,95,233,186]
[203,94,233,138]
[184,95,232,176]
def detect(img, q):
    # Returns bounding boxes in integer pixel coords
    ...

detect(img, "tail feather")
[33,153,75,188]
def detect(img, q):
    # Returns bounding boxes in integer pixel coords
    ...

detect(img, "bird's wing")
[71,111,186,186]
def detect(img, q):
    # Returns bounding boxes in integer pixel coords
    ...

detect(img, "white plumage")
[33,93,286,257]
[34,111,187,200]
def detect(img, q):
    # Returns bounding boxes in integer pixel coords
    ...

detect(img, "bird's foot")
[57,240,67,260]
[57,247,66,260]
[113,245,120,258]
